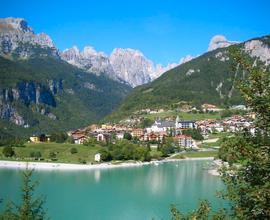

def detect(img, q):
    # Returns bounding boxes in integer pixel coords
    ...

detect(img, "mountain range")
[1,17,269,136]
[0,18,131,137]
[60,34,238,87]
[0,17,241,88]
[106,35,270,121]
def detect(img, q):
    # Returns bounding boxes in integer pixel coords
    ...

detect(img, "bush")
[83,137,98,146]
[123,132,132,140]
[78,158,86,164]
[70,147,78,154]
[49,151,57,159]
[0,138,25,148]
[99,148,112,161]
[108,140,151,161]
[34,151,42,160]
[2,146,15,157]
[66,136,75,144]
[160,144,174,157]
[182,129,204,140]
[30,151,42,160]
[50,132,68,143]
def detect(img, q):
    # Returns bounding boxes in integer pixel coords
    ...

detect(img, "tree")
[30,151,42,160]
[159,138,175,157]
[83,137,98,146]
[123,132,132,140]
[0,169,47,220]
[134,146,151,161]
[70,148,78,154]
[66,136,74,144]
[171,200,227,220]
[139,118,153,128]
[170,47,270,219]
[2,146,15,157]
[50,132,68,143]
[182,129,204,141]
[99,148,112,161]
[49,151,57,160]
[217,47,270,219]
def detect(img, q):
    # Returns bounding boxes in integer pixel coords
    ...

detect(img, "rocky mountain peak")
[208,35,238,51]
[0,17,58,58]
[0,17,250,88]
[110,48,153,87]
[0,17,32,33]
[62,46,81,61]
[82,46,98,57]
[61,46,116,79]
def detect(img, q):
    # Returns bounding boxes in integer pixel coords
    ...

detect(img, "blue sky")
[1,0,270,65]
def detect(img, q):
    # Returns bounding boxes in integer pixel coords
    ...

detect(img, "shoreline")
[0,157,214,171]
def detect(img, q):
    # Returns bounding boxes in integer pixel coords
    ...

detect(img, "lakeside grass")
[171,151,218,159]
[0,142,102,164]
[0,142,219,165]
[200,132,233,148]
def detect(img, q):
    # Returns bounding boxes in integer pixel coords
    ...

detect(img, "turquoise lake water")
[0,160,228,220]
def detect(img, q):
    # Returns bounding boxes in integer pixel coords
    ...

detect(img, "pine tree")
[0,169,47,220]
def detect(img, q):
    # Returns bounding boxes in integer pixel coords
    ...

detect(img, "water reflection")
[0,160,227,220]
[94,170,101,182]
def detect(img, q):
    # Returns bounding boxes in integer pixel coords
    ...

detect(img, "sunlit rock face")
[208,35,238,51]
[0,17,59,58]
[61,46,117,80]
[61,46,177,87]
[109,48,153,87]
[244,39,270,65]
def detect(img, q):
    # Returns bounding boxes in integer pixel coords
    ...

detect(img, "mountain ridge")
[0,18,131,137]
[0,17,243,88]
[106,34,270,122]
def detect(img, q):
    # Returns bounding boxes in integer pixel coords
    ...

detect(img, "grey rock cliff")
[61,46,178,87]
[109,48,152,87]
[0,17,59,58]
[244,39,270,65]
[208,35,239,51]
[0,80,62,126]
[60,46,117,80]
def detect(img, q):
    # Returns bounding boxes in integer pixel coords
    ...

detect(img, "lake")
[0,160,228,220]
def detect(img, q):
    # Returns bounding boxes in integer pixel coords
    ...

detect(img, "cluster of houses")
[67,116,198,149]
[67,111,256,149]
[197,114,255,136]
[29,101,256,153]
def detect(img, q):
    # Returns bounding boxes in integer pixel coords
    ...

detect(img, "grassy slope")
[171,151,218,159]
[0,142,103,164]
[141,111,222,121]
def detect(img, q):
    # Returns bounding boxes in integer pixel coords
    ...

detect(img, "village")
[27,103,256,163]
[24,104,255,162]
[67,104,255,146]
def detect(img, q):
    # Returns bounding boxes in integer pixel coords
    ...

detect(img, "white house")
[149,120,175,133]
[95,153,101,162]
[174,135,198,149]
[96,133,111,143]
[116,133,124,140]
[175,116,196,129]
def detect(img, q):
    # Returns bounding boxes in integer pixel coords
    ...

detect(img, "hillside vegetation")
[0,55,131,137]
[106,35,270,122]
